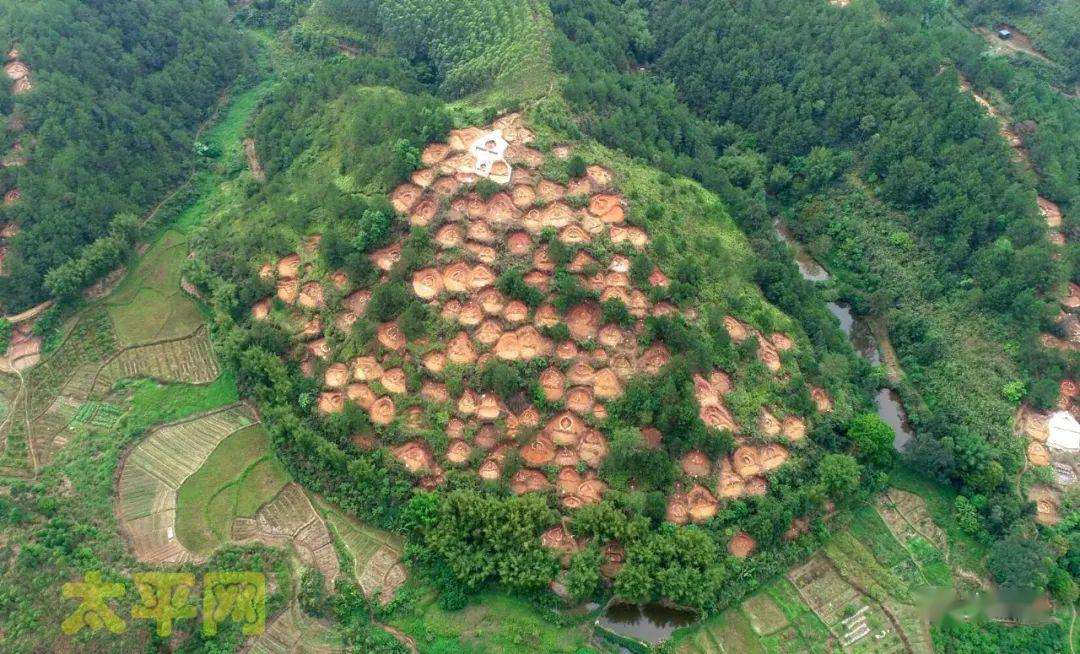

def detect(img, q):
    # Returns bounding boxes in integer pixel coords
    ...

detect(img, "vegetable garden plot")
[90,326,220,396]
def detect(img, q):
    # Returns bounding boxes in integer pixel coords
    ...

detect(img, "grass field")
[106,231,205,345]
[175,423,291,555]
[392,589,593,654]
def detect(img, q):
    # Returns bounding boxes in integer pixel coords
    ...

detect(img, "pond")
[597,602,698,645]
[826,302,881,366]
[774,218,912,450]
[876,388,914,451]
[773,219,831,282]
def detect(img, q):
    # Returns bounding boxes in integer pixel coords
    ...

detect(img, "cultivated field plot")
[231,483,341,586]
[116,405,256,564]
[174,423,290,556]
[247,600,343,654]
[319,501,407,604]
[874,489,951,587]
[89,326,220,397]
[788,554,905,653]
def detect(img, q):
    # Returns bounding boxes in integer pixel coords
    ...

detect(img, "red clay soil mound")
[558,224,592,245]
[784,517,811,541]
[422,143,450,166]
[506,144,544,169]
[1030,486,1062,526]
[369,396,396,425]
[442,261,471,294]
[478,457,502,481]
[540,525,578,555]
[642,427,663,450]
[411,167,438,189]
[447,332,477,365]
[318,391,344,414]
[391,183,422,214]
[352,355,384,382]
[380,368,407,394]
[782,416,807,441]
[473,423,502,450]
[409,196,439,226]
[573,477,607,507]
[593,368,623,399]
[641,344,671,375]
[723,316,749,342]
[531,304,558,330]
[324,363,349,388]
[649,268,669,287]
[680,450,712,477]
[759,444,790,472]
[733,446,762,477]
[412,267,443,300]
[745,477,768,496]
[371,243,402,271]
[393,441,437,475]
[448,127,485,152]
[454,302,482,327]
[420,380,449,403]
[728,532,757,558]
[466,218,497,244]
[611,355,634,380]
[532,247,556,273]
[377,322,406,350]
[486,193,518,224]
[276,277,299,304]
[546,411,586,447]
[569,251,599,273]
[330,270,349,290]
[586,165,613,188]
[770,332,794,351]
[537,179,566,203]
[251,298,271,320]
[757,334,782,373]
[477,394,504,421]
[759,408,781,436]
[344,289,372,315]
[457,389,479,417]
[1063,283,1080,311]
[567,177,592,197]
[523,271,551,292]
[666,491,690,525]
[511,469,550,495]
[445,439,472,465]
[541,202,577,229]
[346,383,376,410]
[421,349,446,375]
[307,338,331,360]
[298,281,325,309]
[1027,441,1050,466]
[434,224,463,249]
[432,175,463,197]
[540,368,566,401]
[598,325,626,349]
[565,386,595,414]
[521,435,556,467]
[476,288,505,315]
[567,360,596,386]
[578,430,609,468]
[511,184,536,209]
[687,485,719,523]
[469,263,496,290]
[811,387,833,413]
[4,61,29,80]
[717,460,746,498]
[276,253,301,277]
[567,302,601,341]
[476,319,504,346]
[589,194,625,224]
[503,300,528,323]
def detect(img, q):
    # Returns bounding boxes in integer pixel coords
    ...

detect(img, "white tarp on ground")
[1047,411,1080,452]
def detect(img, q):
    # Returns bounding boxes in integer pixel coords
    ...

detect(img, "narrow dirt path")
[370,610,418,654]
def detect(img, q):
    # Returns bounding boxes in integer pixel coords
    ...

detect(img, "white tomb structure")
[469,130,512,184]
[1047,410,1080,452]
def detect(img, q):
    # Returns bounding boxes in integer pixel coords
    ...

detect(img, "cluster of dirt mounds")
[247,113,828,550]
[4,49,31,95]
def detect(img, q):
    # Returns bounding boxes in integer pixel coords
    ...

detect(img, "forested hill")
[0,0,249,312]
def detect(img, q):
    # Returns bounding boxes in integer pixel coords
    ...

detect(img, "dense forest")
[0,0,249,311]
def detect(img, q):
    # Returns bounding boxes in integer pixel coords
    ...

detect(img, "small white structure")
[1047,411,1080,452]
[469,130,512,184]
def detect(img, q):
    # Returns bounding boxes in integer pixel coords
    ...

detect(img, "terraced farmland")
[248,600,343,654]
[318,500,407,604]
[89,326,220,395]
[116,405,257,563]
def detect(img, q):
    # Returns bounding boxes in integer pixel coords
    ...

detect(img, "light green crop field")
[175,423,291,555]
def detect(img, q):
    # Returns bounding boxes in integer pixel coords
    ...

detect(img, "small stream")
[774,220,913,450]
